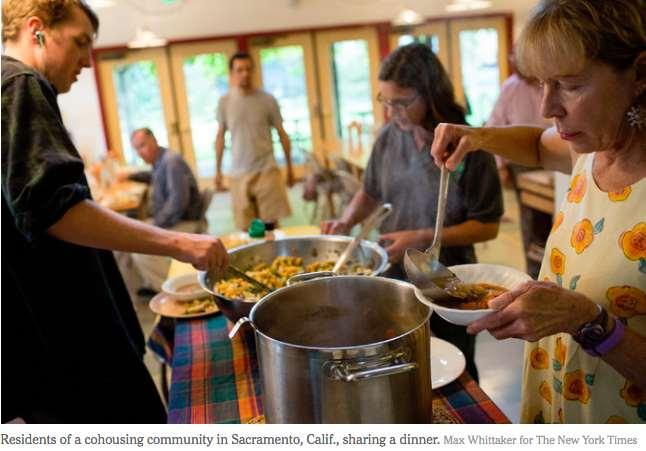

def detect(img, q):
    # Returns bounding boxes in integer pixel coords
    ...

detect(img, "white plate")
[161,273,208,301]
[431,336,466,389]
[149,292,219,319]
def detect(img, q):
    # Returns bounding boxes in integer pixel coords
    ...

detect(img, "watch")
[573,304,625,357]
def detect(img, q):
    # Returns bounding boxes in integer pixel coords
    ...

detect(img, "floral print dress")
[520,152,646,423]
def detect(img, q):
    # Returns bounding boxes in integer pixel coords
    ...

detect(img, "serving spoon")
[403,165,465,303]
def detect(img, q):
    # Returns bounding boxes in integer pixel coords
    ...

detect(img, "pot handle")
[228,316,253,339]
[327,361,418,382]
[286,270,336,286]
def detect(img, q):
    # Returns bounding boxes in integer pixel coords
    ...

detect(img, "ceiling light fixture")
[86,0,116,8]
[392,8,425,27]
[127,27,168,49]
[445,0,492,13]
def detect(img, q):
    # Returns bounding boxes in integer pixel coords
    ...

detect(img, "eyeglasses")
[376,92,419,112]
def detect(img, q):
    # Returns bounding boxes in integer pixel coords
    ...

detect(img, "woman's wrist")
[566,294,604,336]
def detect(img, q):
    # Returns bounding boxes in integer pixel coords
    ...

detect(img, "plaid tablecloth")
[149,314,509,424]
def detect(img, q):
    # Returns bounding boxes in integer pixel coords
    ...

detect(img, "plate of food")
[415,263,532,326]
[431,337,466,389]
[149,292,219,319]
[161,273,209,301]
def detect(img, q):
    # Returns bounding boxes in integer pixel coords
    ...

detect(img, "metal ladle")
[403,165,464,302]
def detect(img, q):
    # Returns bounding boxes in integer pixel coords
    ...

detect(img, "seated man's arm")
[127,170,152,184]
[154,158,192,228]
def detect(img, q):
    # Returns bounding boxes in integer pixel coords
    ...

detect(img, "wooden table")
[96,180,148,217]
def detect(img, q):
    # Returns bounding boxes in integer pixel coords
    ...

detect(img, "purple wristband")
[587,318,625,357]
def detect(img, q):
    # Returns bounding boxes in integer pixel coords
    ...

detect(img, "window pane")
[112,61,167,165]
[259,45,311,166]
[458,28,501,126]
[182,53,230,178]
[397,34,439,54]
[330,40,373,151]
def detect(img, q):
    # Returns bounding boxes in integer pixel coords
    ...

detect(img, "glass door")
[449,17,510,126]
[389,22,450,73]
[314,27,384,159]
[96,48,178,166]
[249,33,321,177]
[169,40,237,182]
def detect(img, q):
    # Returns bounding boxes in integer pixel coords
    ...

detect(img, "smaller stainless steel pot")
[198,235,389,323]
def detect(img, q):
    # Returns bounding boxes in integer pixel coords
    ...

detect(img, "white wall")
[61,0,539,160]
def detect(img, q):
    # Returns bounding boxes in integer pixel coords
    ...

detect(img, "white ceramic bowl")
[414,263,532,326]
[161,273,208,301]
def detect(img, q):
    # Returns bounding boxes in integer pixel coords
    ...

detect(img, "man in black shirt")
[1,0,228,423]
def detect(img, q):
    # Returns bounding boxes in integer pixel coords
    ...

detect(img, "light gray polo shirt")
[216,88,283,177]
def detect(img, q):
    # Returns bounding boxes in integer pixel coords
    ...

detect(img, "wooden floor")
[134,184,527,423]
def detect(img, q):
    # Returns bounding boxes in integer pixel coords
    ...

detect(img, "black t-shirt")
[1,56,165,423]
[364,122,503,272]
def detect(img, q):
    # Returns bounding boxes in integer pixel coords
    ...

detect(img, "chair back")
[195,187,214,233]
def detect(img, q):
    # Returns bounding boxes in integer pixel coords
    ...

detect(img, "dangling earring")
[626,105,646,129]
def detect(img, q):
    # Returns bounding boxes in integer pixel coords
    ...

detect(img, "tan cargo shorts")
[229,166,292,230]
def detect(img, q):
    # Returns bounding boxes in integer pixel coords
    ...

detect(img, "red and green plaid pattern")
[153,314,509,424]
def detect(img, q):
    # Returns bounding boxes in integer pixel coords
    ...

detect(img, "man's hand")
[214,172,225,192]
[321,219,352,235]
[172,232,228,271]
[379,229,431,263]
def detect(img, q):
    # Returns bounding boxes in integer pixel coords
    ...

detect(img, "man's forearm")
[48,200,181,258]
[279,132,292,168]
[440,220,499,247]
[340,189,379,227]
[215,133,225,175]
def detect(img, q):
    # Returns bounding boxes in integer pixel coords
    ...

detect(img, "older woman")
[431,0,645,423]
[323,43,503,382]
[1,0,227,422]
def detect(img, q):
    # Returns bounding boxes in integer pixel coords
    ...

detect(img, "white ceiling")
[91,0,540,47]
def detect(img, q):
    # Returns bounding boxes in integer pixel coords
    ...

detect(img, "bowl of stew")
[414,263,532,326]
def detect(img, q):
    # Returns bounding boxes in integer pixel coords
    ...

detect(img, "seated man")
[117,128,203,299]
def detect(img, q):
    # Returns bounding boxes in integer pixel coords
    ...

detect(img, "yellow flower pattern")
[608,186,631,202]
[606,286,646,319]
[554,336,567,370]
[550,248,566,275]
[618,222,646,261]
[606,415,627,423]
[620,380,646,407]
[552,211,564,233]
[570,219,594,254]
[567,173,587,203]
[563,370,591,404]
[539,381,552,405]
[530,347,549,370]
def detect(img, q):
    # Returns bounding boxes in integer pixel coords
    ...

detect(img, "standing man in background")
[215,51,294,230]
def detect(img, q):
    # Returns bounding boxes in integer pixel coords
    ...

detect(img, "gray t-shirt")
[216,88,283,176]
[364,122,503,271]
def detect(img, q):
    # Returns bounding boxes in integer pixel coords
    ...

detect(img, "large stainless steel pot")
[230,275,432,423]
[198,235,389,323]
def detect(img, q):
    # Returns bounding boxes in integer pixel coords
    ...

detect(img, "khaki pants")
[115,219,200,301]
[229,166,292,230]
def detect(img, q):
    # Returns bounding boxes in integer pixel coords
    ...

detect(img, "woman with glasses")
[322,43,503,381]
